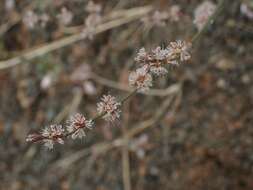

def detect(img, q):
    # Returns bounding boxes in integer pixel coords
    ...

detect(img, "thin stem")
[120,89,138,103]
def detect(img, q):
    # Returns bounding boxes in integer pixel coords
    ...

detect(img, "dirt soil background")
[0,0,253,190]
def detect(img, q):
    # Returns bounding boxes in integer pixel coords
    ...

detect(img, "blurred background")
[0,0,253,189]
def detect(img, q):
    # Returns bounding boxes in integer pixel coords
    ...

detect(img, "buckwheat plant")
[26,0,224,150]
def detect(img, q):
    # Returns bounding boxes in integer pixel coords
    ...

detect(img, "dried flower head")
[167,40,191,64]
[152,46,170,61]
[135,48,150,63]
[66,113,93,139]
[129,65,153,92]
[97,95,121,122]
[57,7,73,25]
[193,1,216,30]
[41,125,65,149]
[23,10,39,29]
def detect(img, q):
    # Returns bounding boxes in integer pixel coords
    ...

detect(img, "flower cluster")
[193,1,216,31]
[26,93,121,149]
[129,40,191,92]
[26,113,93,149]
[26,39,191,149]
[97,94,121,122]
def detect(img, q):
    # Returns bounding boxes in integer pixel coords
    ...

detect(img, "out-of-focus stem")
[192,0,226,44]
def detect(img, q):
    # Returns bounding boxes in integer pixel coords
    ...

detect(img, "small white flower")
[129,65,153,92]
[152,11,169,26]
[57,7,73,26]
[152,46,170,60]
[169,5,181,22]
[150,64,168,76]
[141,10,169,27]
[5,0,15,11]
[41,125,65,149]
[168,40,191,63]
[86,1,102,13]
[66,113,93,139]
[97,95,121,122]
[23,10,39,29]
[240,3,253,19]
[193,1,216,30]
[83,13,102,39]
[39,13,50,27]
[135,48,150,63]
[43,139,54,150]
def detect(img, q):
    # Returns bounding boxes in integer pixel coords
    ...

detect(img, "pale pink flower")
[66,113,93,139]
[97,95,121,122]
[57,7,73,25]
[129,65,153,92]
[193,1,216,30]
[41,125,65,149]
